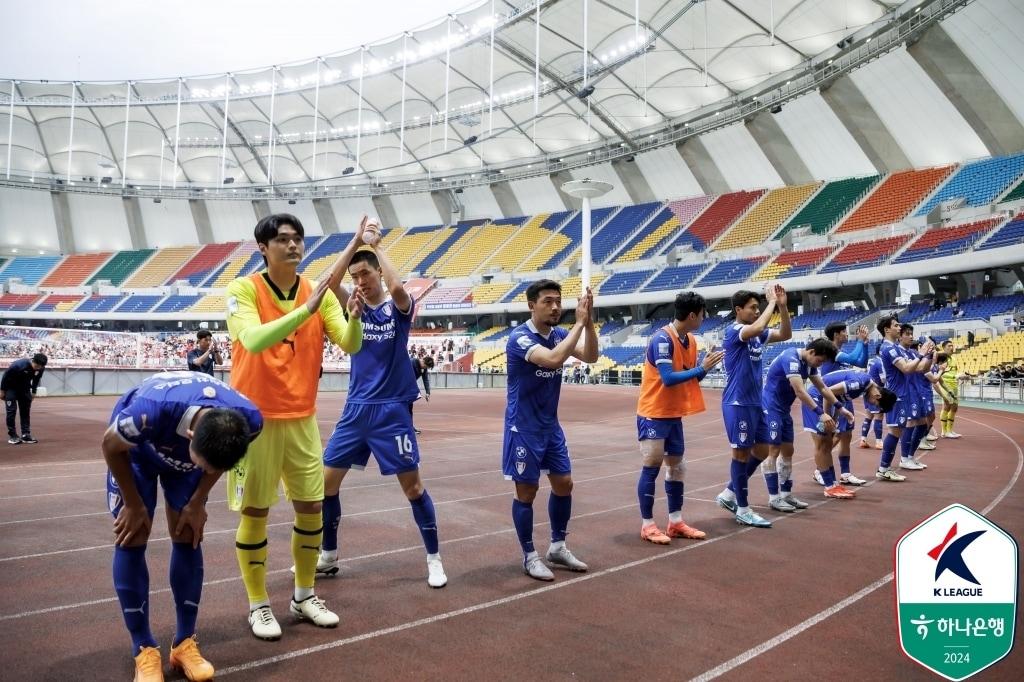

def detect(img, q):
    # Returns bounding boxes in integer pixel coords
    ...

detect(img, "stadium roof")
[2,0,916,191]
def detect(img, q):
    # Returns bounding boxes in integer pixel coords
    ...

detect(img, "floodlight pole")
[560,179,612,291]
[67,82,76,185]
[219,74,230,188]
[172,79,182,189]
[122,81,131,189]
[6,80,14,179]
[311,59,321,182]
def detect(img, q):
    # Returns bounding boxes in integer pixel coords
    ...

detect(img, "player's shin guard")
[321,493,341,553]
[235,514,269,606]
[860,417,871,438]
[169,542,203,646]
[292,512,323,591]
[409,491,439,554]
[777,458,793,494]
[113,544,157,654]
[637,466,658,520]
[763,467,779,496]
[512,499,535,554]
[548,492,571,543]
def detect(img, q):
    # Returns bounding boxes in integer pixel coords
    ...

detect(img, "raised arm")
[767,285,792,343]
[740,292,777,342]
[371,242,411,314]
[570,287,599,364]
[226,278,331,354]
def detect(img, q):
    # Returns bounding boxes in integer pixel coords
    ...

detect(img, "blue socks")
[665,480,683,514]
[874,419,883,440]
[409,491,439,554]
[913,423,929,453]
[730,459,749,507]
[880,432,900,469]
[548,492,572,542]
[821,466,837,487]
[900,427,915,459]
[763,469,779,496]
[860,417,871,438]
[113,544,157,655]
[637,466,658,519]
[321,493,341,552]
[838,455,851,475]
[169,542,203,647]
[512,499,535,554]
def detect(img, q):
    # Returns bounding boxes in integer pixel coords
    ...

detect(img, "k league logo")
[895,504,1018,681]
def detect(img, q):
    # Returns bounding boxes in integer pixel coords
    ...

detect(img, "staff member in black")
[410,355,434,434]
[2,352,47,444]
[187,330,222,376]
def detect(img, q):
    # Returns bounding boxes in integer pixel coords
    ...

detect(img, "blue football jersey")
[880,340,909,396]
[905,348,932,394]
[111,371,263,472]
[762,347,817,413]
[722,323,770,407]
[814,369,872,401]
[348,296,419,404]
[820,339,867,376]
[505,320,568,432]
[868,355,885,386]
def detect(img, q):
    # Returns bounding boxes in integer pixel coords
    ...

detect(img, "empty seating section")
[87,249,156,286]
[599,270,655,295]
[590,202,660,263]
[205,242,260,287]
[696,257,769,287]
[642,264,707,292]
[540,207,614,270]
[818,235,910,273]
[950,331,1024,376]
[789,308,859,330]
[386,225,445,273]
[614,211,679,263]
[298,234,351,280]
[434,218,526,278]
[502,274,606,304]
[516,211,575,272]
[977,216,1024,251]
[76,295,125,313]
[916,153,1024,216]
[407,226,465,275]
[114,295,165,314]
[0,256,61,285]
[699,316,731,335]
[473,347,506,366]
[481,214,551,272]
[153,295,202,313]
[40,253,112,286]
[1000,179,1024,204]
[123,247,199,287]
[838,166,954,232]
[377,227,405,251]
[893,218,1002,264]
[901,301,932,323]
[500,281,531,303]
[916,294,1024,324]
[598,320,628,336]
[602,346,646,370]
[470,282,515,305]
[754,246,837,281]
[474,327,506,342]
[190,295,226,314]
[170,243,240,285]
[714,183,819,250]
[427,225,489,277]
[675,190,764,251]
[35,294,85,312]
[776,175,880,238]
[0,293,42,311]
[421,287,471,307]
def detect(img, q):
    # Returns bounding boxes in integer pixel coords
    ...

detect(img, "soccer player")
[104,371,262,682]
[874,316,935,481]
[714,284,792,528]
[903,337,937,454]
[802,369,896,499]
[226,213,363,640]
[758,338,845,512]
[186,330,221,376]
[936,342,963,438]
[2,352,47,444]
[815,322,870,486]
[320,219,447,588]
[635,292,724,544]
[504,280,598,580]
[858,348,886,450]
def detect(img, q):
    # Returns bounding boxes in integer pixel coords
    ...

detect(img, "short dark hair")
[423,356,435,369]
[196,330,212,341]
[936,352,949,364]
[876,315,899,336]
[824,322,847,342]
[805,337,838,361]
[191,408,252,471]
[526,279,561,303]
[899,323,914,336]
[876,386,898,413]
[349,249,380,271]
[674,291,706,321]
[731,290,759,312]
[32,353,48,366]
[942,339,954,348]
[254,213,304,265]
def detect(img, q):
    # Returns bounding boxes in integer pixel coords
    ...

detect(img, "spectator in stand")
[187,331,222,376]
[3,352,47,444]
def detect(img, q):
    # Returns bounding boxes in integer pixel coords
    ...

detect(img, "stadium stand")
[714,183,820,250]
[613,209,678,263]
[673,190,764,251]
[788,308,860,330]
[590,202,660,263]
[386,225,445,273]
[480,214,547,272]
[900,301,933,323]
[599,269,656,295]
[190,294,226,314]
[818,235,910,274]
[204,241,261,287]
[114,295,165,314]
[154,295,203,313]
[837,165,955,233]
[408,225,467,275]
[434,217,527,278]
[601,346,647,370]
[753,246,838,281]
[950,331,1024,376]
[122,246,199,287]
[34,294,85,312]
[642,264,708,292]
[544,207,616,270]
[0,256,62,285]
[40,252,112,286]
[696,256,770,287]
[515,211,576,272]
[1000,179,1024,204]
[169,242,240,285]
[0,293,43,311]
[915,294,1024,324]
[87,249,156,286]
[76,295,126,313]
[297,234,349,280]
[469,281,515,305]
[976,216,1024,251]
[421,286,472,307]
[916,152,1024,216]
[892,218,1003,264]
[775,174,880,238]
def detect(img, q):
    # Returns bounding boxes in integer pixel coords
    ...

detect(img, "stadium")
[1,0,1022,679]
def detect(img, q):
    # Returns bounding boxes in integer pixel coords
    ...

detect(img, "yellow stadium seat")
[714,183,820,251]
[471,282,515,305]
[481,215,551,272]
[123,246,200,287]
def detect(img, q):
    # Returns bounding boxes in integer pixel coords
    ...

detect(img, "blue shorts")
[722,404,762,450]
[106,449,203,518]
[502,426,570,483]
[324,401,420,476]
[886,398,911,428]
[637,416,684,455]
[863,395,881,414]
[921,393,934,416]
[836,399,855,433]
[801,396,839,433]
[757,410,794,446]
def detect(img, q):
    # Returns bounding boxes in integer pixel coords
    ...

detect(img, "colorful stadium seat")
[916,152,1024,216]
[673,190,765,252]
[837,165,954,233]
[40,253,113,286]
[714,183,820,250]
[892,218,1003,264]
[817,235,910,273]
[776,175,880,238]
[753,246,838,281]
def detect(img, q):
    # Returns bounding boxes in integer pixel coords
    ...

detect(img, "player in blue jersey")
[103,371,262,682]
[905,338,940,453]
[815,322,870,486]
[874,316,935,481]
[858,348,886,450]
[505,279,598,580]
[802,369,896,499]
[320,219,446,588]
[757,338,845,513]
[714,284,792,528]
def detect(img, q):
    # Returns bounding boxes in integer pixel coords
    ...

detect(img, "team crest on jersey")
[202,386,216,398]
[107,492,121,512]
[517,335,533,350]
[739,432,748,443]
[658,343,670,355]
[789,361,800,372]
[118,417,140,438]
[383,303,392,317]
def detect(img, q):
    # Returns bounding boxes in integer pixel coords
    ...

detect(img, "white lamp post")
[560,179,613,291]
